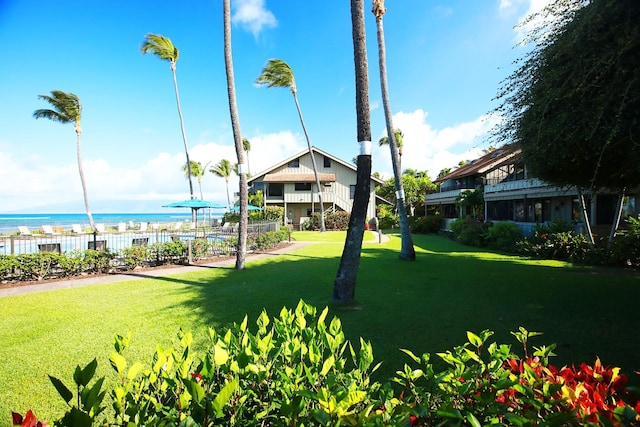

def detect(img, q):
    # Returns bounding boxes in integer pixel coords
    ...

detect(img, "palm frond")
[255,58,295,89]
[33,91,81,123]
[141,33,179,62]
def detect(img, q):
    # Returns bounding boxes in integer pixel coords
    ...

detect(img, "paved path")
[0,231,389,298]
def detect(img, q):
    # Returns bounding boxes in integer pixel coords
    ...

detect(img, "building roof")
[263,173,336,183]
[435,146,521,183]
[248,146,384,185]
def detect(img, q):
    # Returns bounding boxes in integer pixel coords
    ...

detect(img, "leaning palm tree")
[242,137,251,176]
[141,33,195,202]
[332,0,372,304]
[182,160,210,200]
[223,0,249,270]
[33,91,96,232]
[373,0,415,261]
[210,159,233,207]
[256,59,326,232]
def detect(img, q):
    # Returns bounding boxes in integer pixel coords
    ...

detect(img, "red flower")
[11,410,48,427]
[191,372,203,383]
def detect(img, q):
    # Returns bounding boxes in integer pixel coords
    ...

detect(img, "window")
[268,183,283,197]
[350,185,356,199]
[288,159,300,168]
[323,156,331,168]
[295,182,311,191]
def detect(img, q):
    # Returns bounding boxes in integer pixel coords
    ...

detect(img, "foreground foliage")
[13,301,639,426]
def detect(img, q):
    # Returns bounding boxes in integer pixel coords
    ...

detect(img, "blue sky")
[0,0,547,213]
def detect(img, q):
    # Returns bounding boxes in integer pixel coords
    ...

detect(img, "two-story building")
[426,145,638,235]
[248,147,383,228]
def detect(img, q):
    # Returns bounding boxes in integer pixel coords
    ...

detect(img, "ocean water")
[0,212,223,235]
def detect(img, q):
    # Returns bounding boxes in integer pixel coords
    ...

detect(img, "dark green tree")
[332,0,372,304]
[495,0,640,242]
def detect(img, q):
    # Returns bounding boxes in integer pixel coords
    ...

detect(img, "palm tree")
[224,0,249,270]
[211,159,233,207]
[256,59,327,232]
[373,0,415,261]
[242,138,251,176]
[182,160,210,200]
[33,91,96,232]
[332,0,372,304]
[378,128,404,160]
[141,33,195,202]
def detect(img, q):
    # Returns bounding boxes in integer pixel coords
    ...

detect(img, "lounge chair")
[38,243,61,254]
[132,237,149,246]
[41,225,60,235]
[172,222,183,232]
[139,222,148,232]
[71,224,85,234]
[95,224,106,233]
[17,226,31,236]
[151,222,160,230]
[128,220,135,229]
[118,222,127,233]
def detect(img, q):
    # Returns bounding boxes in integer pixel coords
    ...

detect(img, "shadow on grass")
[155,233,640,385]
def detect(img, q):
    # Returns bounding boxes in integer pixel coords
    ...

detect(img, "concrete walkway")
[0,231,389,298]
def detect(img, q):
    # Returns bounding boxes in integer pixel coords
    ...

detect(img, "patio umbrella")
[163,198,226,228]
[230,204,263,211]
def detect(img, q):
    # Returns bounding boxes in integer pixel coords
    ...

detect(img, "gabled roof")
[248,146,385,185]
[435,146,521,183]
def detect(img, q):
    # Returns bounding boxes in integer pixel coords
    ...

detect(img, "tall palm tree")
[33,91,96,232]
[211,159,233,207]
[223,0,249,270]
[332,0,372,304]
[256,59,327,232]
[141,33,195,201]
[182,160,210,200]
[242,138,251,176]
[373,0,415,261]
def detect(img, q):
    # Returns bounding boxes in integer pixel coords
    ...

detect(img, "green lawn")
[1,232,638,424]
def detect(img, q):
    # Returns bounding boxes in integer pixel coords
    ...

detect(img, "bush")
[485,221,523,252]
[516,229,592,262]
[16,302,640,426]
[303,211,351,231]
[376,204,398,229]
[450,216,489,247]
[609,215,640,267]
[121,245,150,270]
[410,214,442,233]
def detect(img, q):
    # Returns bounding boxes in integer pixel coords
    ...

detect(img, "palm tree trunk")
[75,125,96,232]
[578,187,595,247]
[333,0,371,304]
[171,67,195,201]
[607,188,626,248]
[374,2,415,260]
[292,94,326,232]
[223,0,248,270]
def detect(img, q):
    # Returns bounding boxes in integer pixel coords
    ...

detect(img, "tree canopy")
[494,0,640,191]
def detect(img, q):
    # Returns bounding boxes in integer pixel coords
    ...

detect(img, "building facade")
[248,147,382,229]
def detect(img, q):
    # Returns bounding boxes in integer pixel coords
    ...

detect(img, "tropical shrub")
[609,215,640,267]
[410,214,442,234]
[485,221,523,252]
[376,204,398,229]
[121,245,150,270]
[303,211,351,231]
[516,229,592,262]
[450,216,489,247]
[14,303,639,426]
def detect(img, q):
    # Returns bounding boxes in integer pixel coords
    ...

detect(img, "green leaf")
[400,348,421,364]
[79,358,98,387]
[436,407,463,420]
[467,331,483,348]
[127,362,144,380]
[212,377,239,417]
[466,412,481,427]
[110,352,127,375]
[49,375,73,404]
[213,342,229,366]
[320,355,335,376]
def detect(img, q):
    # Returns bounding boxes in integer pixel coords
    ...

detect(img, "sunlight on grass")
[291,230,376,243]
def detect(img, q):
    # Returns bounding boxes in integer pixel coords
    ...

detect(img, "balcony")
[425,189,463,205]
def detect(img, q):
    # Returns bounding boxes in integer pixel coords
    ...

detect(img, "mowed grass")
[1,232,638,423]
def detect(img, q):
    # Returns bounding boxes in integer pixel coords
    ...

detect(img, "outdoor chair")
[41,225,60,235]
[38,243,61,254]
[88,240,107,250]
[132,237,149,246]
[139,222,148,232]
[95,224,106,233]
[118,222,127,233]
[71,224,85,234]
[17,226,32,236]
[172,222,183,232]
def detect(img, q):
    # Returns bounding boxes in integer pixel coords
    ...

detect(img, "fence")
[0,220,280,257]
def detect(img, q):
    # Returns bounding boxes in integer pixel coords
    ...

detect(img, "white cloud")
[232,0,277,37]
[372,109,499,180]
[0,131,304,213]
